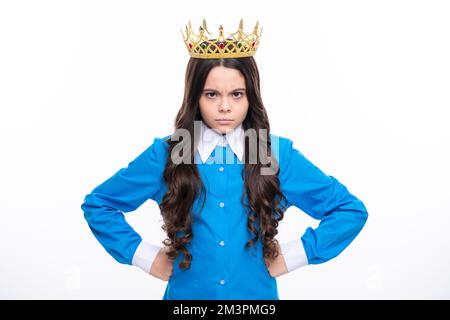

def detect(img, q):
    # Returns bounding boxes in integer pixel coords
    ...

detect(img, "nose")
[218,97,231,112]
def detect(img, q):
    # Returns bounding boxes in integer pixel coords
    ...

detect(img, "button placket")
[215,155,228,293]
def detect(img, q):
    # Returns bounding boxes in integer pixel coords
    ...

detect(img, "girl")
[81,20,368,300]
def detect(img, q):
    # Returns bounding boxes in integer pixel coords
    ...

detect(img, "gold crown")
[180,19,262,59]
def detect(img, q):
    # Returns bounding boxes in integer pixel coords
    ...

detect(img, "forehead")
[204,66,246,90]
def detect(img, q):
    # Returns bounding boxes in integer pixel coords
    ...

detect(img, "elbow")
[81,193,96,222]
[355,198,369,231]
[337,195,368,232]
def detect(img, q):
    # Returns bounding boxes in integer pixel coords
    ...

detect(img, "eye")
[233,91,244,98]
[205,92,216,98]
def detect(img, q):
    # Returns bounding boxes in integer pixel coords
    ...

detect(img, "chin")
[215,124,235,133]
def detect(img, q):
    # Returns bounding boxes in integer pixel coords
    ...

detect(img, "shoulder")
[138,134,172,162]
[269,133,297,163]
[151,134,172,150]
[269,133,293,148]
[155,134,172,148]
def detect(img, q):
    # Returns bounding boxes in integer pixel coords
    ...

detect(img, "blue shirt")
[81,131,368,300]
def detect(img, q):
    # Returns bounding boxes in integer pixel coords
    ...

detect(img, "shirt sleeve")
[279,238,308,273]
[81,136,168,272]
[278,137,368,269]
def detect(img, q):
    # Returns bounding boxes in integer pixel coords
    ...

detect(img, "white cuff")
[131,240,161,273]
[279,238,309,273]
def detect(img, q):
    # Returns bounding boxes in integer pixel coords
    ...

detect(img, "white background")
[1,0,449,299]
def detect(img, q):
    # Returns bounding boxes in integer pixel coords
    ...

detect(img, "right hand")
[149,246,174,281]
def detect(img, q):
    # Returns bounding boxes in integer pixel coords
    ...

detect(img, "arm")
[81,136,168,273]
[278,137,368,273]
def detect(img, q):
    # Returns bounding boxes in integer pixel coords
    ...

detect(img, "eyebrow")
[203,88,246,92]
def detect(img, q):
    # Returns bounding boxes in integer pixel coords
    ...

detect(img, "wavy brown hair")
[160,56,287,270]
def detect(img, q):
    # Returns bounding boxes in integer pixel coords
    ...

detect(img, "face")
[199,66,249,134]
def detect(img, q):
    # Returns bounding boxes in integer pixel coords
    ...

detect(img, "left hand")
[264,243,289,278]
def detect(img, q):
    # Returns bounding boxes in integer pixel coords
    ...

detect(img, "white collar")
[197,120,244,164]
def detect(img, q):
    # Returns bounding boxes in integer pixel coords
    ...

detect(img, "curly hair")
[159,56,287,270]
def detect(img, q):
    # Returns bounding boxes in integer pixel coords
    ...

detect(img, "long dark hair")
[160,57,287,269]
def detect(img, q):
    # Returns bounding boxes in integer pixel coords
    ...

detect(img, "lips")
[215,119,233,125]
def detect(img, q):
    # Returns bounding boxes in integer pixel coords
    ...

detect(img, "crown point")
[254,20,259,32]
[239,19,244,29]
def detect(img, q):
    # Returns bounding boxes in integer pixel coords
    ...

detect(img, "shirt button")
[220,279,225,285]
[219,240,225,246]
[219,166,224,172]
[219,202,225,208]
